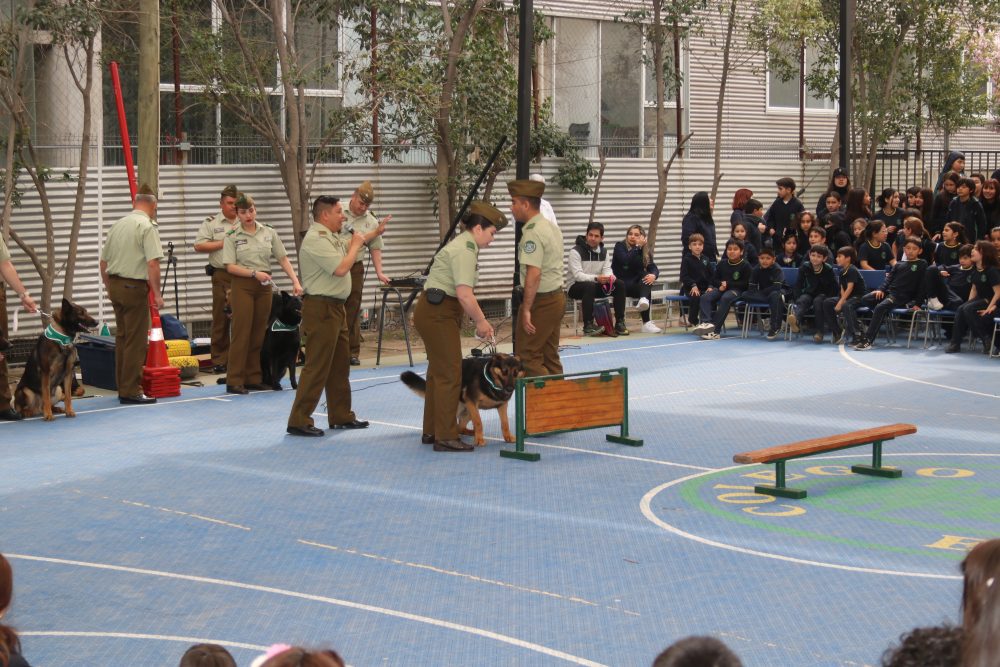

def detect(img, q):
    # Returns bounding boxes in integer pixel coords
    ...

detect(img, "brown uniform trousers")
[209,269,232,367]
[515,290,565,378]
[287,296,355,428]
[412,293,464,440]
[346,261,364,357]
[108,276,152,397]
[227,275,271,387]
[0,290,11,410]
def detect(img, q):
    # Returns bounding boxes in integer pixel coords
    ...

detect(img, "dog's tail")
[399,371,427,397]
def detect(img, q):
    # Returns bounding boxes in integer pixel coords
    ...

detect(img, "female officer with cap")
[223,193,303,394]
[412,201,505,452]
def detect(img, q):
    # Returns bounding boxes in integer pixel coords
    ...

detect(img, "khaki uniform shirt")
[342,209,384,265]
[299,223,352,299]
[0,235,10,263]
[518,213,564,293]
[196,212,238,268]
[222,221,287,272]
[100,210,164,279]
[424,230,478,297]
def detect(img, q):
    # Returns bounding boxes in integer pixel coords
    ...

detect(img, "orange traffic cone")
[142,293,181,398]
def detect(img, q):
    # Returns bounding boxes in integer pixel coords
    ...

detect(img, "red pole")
[109,61,138,202]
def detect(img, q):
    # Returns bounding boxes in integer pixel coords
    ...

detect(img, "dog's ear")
[61,297,73,313]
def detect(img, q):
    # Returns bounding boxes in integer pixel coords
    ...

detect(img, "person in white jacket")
[529,173,558,229]
[566,222,627,335]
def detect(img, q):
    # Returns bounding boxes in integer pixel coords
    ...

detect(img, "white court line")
[563,338,706,358]
[20,631,267,652]
[0,394,233,423]
[7,554,607,667]
[639,452,1000,579]
[838,345,1000,399]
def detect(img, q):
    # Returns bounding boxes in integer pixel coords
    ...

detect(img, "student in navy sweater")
[857,221,896,270]
[612,224,661,334]
[933,222,967,267]
[787,244,838,340]
[854,237,929,350]
[679,233,714,327]
[740,246,786,340]
[776,232,802,268]
[946,177,988,241]
[946,240,1000,353]
[763,177,804,247]
[693,238,751,340]
[821,246,865,345]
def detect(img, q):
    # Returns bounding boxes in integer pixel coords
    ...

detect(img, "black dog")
[0,326,10,362]
[260,291,302,390]
[14,298,98,420]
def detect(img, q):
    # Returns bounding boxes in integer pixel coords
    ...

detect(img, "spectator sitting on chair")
[1,553,32,667]
[945,240,1000,354]
[786,244,838,341]
[960,538,1000,667]
[679,233,713,328]
[741,246,785,340]
[613,224,662,333]
[854,237,929,351]
[693,238,751,340]
[777,232,801,268]
[822,245,865,346]
[681,192,718,262]
[567,222,626,336]
[652,636,742,667]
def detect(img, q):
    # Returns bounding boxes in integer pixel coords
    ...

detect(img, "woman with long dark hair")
[980,178,1000,231]
[873,188,904,236]
[1,554,30,667]
[681,192,718,262]
[816,167,850,219]
[614,225,661,334]
[844,188,873,223]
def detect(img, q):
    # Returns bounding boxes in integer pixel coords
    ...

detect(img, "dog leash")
[11,307,50,334]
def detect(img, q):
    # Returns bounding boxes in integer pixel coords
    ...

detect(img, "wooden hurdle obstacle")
[500,367,643,462]
[733,423,916,499]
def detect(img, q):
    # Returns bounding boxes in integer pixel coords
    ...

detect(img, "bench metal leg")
[851,439,903,478]
[754,460,808,499]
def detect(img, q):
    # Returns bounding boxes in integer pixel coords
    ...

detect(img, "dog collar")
[44,324,74,346]
[270,319,298,332]
[482,361,502,392]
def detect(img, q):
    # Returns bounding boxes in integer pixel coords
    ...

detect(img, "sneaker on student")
[765,330,779,341]
[813,332,824,343]
[700,331,721,340]
[926,297,944,311]
[583,323,604,336]
[641,321,662,334]
[854,338,873,351]
[636,297,650,312]
[786,311,800,333]
[692,322,714,333]
[614,321,630,336]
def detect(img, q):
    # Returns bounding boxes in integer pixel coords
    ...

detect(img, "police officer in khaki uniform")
[412,201,505,452]
[99,184,165,404]
[342,181,392,365]
[193,184,239,373]
[286,195,387,437]
[223,193,303,395]
[509,179,564,378]
[1,234,39,420]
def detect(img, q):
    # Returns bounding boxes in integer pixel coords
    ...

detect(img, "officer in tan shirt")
[509,179,564,378]
[222,193,302,395]
[412,201,505,452]
[99,184,165,404]
[286,195,386,437]
[1,234,39,420]
[193,184,239,373]
[342,181,391,365]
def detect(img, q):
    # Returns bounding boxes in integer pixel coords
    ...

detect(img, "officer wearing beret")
[193,184,239,373]
[286,195,386,437]
[99,184,165,404]
[412,201,505,452]
[223,193,303,395]
[1,234,39,420]
[509,179,564,377]
[342,180,391,365]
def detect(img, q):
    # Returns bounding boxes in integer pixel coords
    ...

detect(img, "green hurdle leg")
[500,379,540,461]
[851,439,902,478]
[606,367,643,447]
[754,460,808,499]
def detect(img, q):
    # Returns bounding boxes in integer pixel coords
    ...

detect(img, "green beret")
[235,192,255,210]
[357,181,375,205]
[507,179,544,198]
[468,201,508,232]
[221,184,238,199]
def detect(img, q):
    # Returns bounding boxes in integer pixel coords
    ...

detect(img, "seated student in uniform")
[731,221,758,266]
[743,198,766,248]
[678,233,713,327]
[566,221,626,336]
[992,226,1000,254]
[786,244,838,340]
[821,246,865,345]
[807,225,828,254]
[854,236,929,350]
[692,238,751,340]
[776,231,801,268]
[946,240,1000,354]
[933,221,967,267]
[858,220,896,270]
[739,246,786,340]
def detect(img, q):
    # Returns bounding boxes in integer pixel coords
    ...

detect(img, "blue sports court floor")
[2,334,997,666]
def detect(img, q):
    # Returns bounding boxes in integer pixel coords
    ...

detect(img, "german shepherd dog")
[15,298,98,420]
[400,353,524,446]
[0,326,10,362]
[260,290,303,390]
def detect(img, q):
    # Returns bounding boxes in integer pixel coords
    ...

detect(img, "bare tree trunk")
[649,0,668,246]
[61,37,96,298]
[710,0,737,202]
[647,132,692,255]
[588,147,608,226]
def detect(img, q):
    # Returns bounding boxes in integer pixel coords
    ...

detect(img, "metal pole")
[838,0,852,173]
[512,0,533,344]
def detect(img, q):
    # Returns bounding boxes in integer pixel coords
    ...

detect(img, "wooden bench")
[733,423,917,499]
